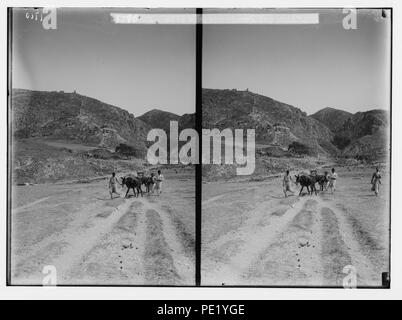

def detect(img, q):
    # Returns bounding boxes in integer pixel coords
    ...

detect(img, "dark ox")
[140,176,154,194]
[121,176,143,198]
[315,175,328,191]
[295,175,317,196]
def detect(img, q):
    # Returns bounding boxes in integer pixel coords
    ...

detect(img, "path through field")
[202,167,390,287]
[11,170,195,285]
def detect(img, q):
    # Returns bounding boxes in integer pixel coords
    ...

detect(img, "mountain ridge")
[202,88,389,160]
[11,88,151,151]
[311,106,389,159]
[138,109,195,131]
[12,88,389,162]
[311,107,353,132]
[202,88,336,156]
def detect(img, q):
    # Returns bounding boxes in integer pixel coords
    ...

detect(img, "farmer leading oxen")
[109,172,121,199]
[283,170,295,198]
[371,167,382,196]
[325,171,331,191]
[153,170,164,195]
[328,168,338,194]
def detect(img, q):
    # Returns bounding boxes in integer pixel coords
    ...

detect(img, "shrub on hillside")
[288,141,315,156]
[332,135,351,150]
[115,143,145,159]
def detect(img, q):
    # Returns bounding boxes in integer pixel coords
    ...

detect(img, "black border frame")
[6,7,13,287]
[195,7,203,287]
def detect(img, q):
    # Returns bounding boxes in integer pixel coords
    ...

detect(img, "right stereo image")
[201,8,391,288]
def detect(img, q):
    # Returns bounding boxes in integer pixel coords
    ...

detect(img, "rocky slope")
[10,89,154,183]
[311,107,353,133]
[312,107,389,160]
[138,109,196,163]
[178,113,196,130]
[202,88,337,156]
[138,109,181,132]
[138,109,195,131]
[11,89,150,151]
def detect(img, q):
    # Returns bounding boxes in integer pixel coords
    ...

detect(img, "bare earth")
[10,169,195,285]
[202,167,390,287]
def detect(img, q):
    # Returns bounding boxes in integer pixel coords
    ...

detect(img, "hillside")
[11,89,150,151]
[334,109,388,142]
[138,109,181,132]
[178,113,196,130]
[337,110,389,160]
[312,107,389,160]
[311,107,353,132]
[10,89,156,183]
[138,109,196,163]
[139,109,196,131]
[202,88,336,156]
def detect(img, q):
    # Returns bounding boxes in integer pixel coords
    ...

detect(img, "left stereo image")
[7,8,196,286]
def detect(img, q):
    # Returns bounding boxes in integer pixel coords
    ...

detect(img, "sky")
[12,8,391,117]
[203,9,391,114]
[11,8,196,116]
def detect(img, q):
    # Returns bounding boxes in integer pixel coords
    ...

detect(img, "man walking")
[328,168,338,194]
[371,167,382,196]
[109,172,121,199]
[283,170,295,198]
[324,171,330,191]
[154,170,164,195]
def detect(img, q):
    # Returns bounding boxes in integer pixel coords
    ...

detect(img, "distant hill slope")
[202,88,336,155]
[311,107,353,132]
[11,89,150,151]
[138,109,181,132]
[138,109,196,161]
[312,107,389,160]
[336,110,389,160]
[138,109,195,131]
[178,113,196,130]
[335,109,388,141]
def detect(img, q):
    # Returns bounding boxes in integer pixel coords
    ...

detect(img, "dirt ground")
[201,166,390,287]
[10,168,195,285]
